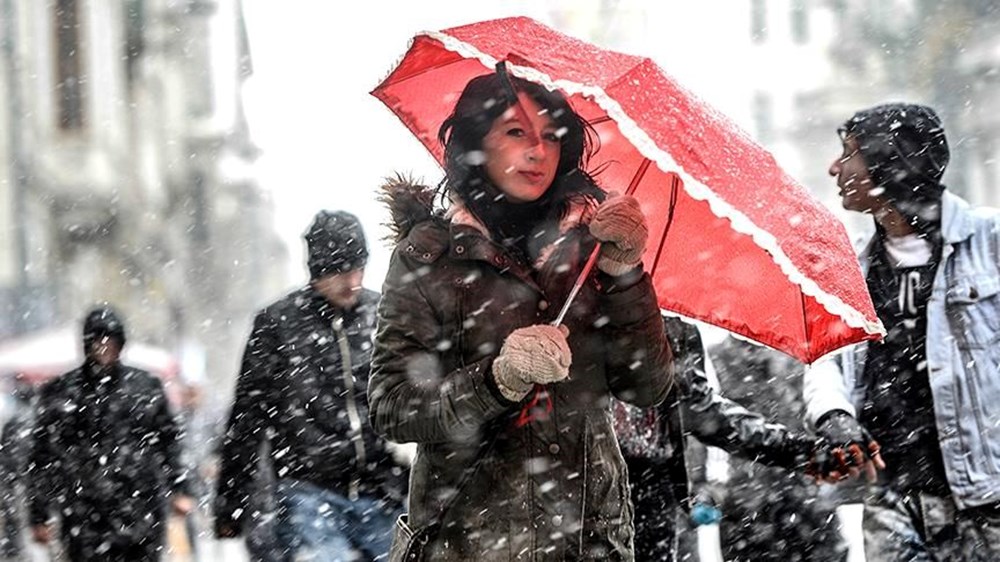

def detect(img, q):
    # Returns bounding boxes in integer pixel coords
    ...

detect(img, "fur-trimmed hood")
[378,174,599,255]
[378,174,441,243]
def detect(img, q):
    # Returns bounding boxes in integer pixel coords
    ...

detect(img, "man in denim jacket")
[805,103,1000,560]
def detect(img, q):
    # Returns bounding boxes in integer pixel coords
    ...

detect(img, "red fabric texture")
[372,16,881,363]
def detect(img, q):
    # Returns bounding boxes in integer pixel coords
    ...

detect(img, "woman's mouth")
[519,171,545,183]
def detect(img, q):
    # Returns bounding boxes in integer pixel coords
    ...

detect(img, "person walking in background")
[0,379,35,561]
[214,210,407,561]
[369,67,672,561]
[617,318,842,562]
[708,336,848,562]
[27,305,193,561]
[806,102,1000,560]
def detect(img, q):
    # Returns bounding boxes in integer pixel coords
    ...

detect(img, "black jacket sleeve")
[214,311,280,536]
[672,324,812,469]
[27,387,58,526]
[601,271,674,408]
[682,368,812,468]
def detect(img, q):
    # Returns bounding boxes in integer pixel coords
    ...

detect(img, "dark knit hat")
[82,305,127,348]
[304,210,369,280]
[839,103,949,208]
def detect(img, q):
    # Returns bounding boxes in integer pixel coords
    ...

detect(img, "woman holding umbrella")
[368,67,673,561]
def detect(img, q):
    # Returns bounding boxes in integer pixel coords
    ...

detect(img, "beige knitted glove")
[589,194,649,276]
[493,325,572,402]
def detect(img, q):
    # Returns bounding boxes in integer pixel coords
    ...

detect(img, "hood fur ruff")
[378,175,599,269]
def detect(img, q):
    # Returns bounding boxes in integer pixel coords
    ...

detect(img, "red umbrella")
[372,16,883,363]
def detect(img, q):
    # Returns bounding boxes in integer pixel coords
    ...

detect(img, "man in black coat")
[0,380,34,559]
[616,317,843,562]
[214,210,406,562]
[710,336,848,562]
[28,305,192,561]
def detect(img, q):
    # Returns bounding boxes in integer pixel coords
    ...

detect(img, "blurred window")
[54,0,85,131]
[751,0,768,43]
[791,0,810,44]
[125,0,144,83]
[753,91,774,144]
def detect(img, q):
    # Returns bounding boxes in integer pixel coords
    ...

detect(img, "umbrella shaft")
[552,243,602,326]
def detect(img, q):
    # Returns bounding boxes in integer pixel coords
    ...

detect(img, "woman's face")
[482,93,562,203]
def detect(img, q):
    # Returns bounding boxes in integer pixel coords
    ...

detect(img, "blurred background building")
[0,0,287,404]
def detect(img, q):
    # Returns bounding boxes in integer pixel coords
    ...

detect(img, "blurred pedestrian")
[27,305,193,561]
[806,102,1000,560]
[0,379,34,561]
[369,67,673,561]
[709,336,848,562]
[214,211,407,561]
[615,318,835,562]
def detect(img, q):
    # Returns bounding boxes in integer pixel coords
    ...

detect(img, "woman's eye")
[542,131,562,143]
[506,127,525,137]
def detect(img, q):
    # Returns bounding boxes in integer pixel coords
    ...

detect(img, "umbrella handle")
[517,243,599,428]
[551,243,602,327]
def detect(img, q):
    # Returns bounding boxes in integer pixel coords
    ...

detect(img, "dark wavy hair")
[436,72,603,212]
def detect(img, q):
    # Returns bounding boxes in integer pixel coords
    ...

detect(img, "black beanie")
[304,210,369,280]
[839,103,949,214]
[82,305,127,348]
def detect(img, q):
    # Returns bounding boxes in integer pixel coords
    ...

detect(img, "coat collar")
[939,190,975,244]
[443,197,597,294]
[444,196,597,269]
[859,190,974,271]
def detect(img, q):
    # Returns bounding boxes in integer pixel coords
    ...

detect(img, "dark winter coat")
[369,181,673,561]
[619,318,817,560]
[618,318,812,506]
[215,286,406,536]
[28,361,187,549]
[0,401,32,557]
[711,337,848,561]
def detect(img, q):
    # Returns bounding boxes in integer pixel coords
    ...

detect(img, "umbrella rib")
[624,158,652,197]
[799,291,812,362]
[650,173,680,274]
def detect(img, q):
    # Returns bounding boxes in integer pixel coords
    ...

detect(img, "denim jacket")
[805,191,1000,509]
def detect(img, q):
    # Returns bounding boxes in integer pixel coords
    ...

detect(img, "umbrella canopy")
[0,326,180,385]
[372,16,883,363]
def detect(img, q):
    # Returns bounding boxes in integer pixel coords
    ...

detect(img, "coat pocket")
[388,513,436,562]
[946,274,1000,349]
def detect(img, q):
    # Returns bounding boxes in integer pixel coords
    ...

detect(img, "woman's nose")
[526,142,545,162]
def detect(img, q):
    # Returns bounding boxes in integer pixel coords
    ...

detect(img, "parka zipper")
[333,316,366,501]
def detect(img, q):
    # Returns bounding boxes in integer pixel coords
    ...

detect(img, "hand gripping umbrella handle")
[551,243,602,327]
[517,243,600,428]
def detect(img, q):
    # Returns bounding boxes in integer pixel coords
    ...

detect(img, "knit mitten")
[493,325,572,402]
[589,194,648,276]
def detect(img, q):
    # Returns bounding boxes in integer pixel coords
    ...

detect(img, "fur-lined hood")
[378,174,599,250]
[378,174,442,243]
